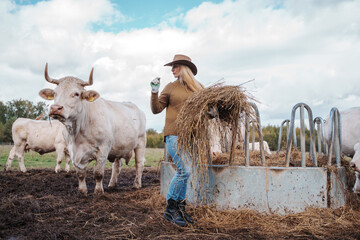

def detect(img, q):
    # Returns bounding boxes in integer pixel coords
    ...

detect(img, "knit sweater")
[151,79,193,137]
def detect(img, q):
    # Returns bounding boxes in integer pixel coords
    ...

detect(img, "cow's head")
[39,63,100,122]
[350,143,360,172]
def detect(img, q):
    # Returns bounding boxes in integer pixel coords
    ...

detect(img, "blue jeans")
[165,135,191,201]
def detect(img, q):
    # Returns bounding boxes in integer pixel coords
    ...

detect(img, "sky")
[1,0,359,133]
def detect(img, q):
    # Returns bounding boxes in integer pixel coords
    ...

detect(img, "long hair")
[179,65,204,92]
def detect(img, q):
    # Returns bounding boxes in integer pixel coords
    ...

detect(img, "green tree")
[0,99,48,142]
[2,117,16,142]
[146,129,165,148]
[0,101,7,124]
[146,128,158,135]
[0,122,5,142]
[6,99,45,119]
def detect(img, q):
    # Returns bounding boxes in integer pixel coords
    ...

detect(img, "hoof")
[133,183,141,189]
[94,188,104,195]
[78,189,88,196]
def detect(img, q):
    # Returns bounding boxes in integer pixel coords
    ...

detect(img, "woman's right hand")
[150,77,160,93]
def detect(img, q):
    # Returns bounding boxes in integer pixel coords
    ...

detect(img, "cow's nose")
[50,104,64,115]
[350,162,356,169]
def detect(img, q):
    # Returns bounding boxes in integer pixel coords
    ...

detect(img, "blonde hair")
[178,65,204,92]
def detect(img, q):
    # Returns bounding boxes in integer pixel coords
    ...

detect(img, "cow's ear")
[82,90,99,102]
[39,88,55,100]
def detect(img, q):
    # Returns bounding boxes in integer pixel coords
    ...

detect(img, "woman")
[150,54,204,227]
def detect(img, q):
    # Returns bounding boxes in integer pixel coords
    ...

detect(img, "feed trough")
[160,102,347,215]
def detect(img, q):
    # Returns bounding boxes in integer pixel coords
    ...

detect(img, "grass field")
[0,145,165,171]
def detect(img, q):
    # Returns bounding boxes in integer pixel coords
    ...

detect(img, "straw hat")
[164,54,197,76]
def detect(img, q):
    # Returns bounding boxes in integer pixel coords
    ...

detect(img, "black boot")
[164,199,187,227]
[177,199,194,224]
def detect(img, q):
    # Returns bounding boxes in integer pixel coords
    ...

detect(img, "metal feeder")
[160,103,347,215]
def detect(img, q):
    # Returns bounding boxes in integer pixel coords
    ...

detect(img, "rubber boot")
[177,199,194,224]
[164,199,187,227]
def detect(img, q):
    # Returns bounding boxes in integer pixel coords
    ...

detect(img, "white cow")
[38,64,146,195]
[208,118,246,156]
[250,141,272,155]
[324,107,360,193]
[208,111,271,156]
[5,118,70,173]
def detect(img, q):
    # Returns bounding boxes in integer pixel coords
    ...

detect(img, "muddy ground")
[1,166,360,240]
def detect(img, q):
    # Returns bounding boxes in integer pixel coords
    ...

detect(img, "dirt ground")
[1,166,360,240]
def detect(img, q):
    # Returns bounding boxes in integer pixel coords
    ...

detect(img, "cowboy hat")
[164,54,197,76]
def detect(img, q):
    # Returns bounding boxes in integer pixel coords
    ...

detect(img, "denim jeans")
[165,135,191,201]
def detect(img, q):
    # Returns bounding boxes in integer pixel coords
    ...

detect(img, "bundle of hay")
[176,84,256,184]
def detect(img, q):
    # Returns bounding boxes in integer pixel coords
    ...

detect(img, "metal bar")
[314,117,325,157]
[252,122,255,151]
[277,119,289,153]
[300,105,306,167]
[286,121,290,141]
[285,103,317,167]
[327,108,342,167]
[306,106,317,166]
[285,108,295,167]
[250,102,265,166]
[228,116,239,165]
[245,115,250,166]
[293,119,298,148]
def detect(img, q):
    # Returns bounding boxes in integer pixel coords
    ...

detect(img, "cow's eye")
[74,92,80,97]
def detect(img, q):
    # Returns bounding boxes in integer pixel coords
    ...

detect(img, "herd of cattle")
[4,64,360,195]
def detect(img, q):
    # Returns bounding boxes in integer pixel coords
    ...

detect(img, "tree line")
[0,99,315,151]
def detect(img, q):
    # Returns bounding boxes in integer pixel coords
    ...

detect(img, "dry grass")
[177,84,255,164]
[176,84,256,196]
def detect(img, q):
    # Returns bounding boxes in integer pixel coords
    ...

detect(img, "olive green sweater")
[151,79,193,137]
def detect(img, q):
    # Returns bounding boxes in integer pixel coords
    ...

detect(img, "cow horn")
[82,67,94,86]
[44,63,59,85]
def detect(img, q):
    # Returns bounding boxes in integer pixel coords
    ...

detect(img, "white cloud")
[0,0,359,132]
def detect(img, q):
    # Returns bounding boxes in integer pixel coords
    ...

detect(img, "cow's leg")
[134,137,146,188]
[54,148,64,173]
[64,151,71,173]
[5,146,17,171]
[94,157,106,195]
[75,168,88,195]
[108,158,122,188]
[353,172,360,194]
[15,145,27,173]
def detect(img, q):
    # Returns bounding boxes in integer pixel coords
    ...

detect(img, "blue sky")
[2,0,360,132]
[15,0,223,31]
[110,0,223,30]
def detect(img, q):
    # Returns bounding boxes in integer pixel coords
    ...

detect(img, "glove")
[150,77,160,93]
